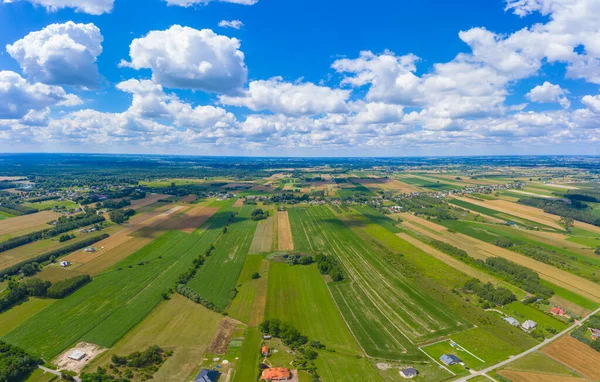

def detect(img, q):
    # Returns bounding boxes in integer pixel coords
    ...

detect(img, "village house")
[521,320,537,331]
[400,367,418,379]
[260,367,291,381]
[440,354,461,366]
[550,306,566,316]
[194,369,219,382]
[589,327,600,340]
[261,346,269,356]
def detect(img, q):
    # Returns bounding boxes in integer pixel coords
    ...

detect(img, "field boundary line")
[453,341,485,363]
[418,347,455,376]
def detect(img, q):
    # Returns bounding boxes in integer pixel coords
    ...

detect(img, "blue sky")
[0,0,599,156]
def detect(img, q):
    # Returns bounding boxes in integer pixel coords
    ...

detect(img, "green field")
[0,210,14,220]
[289,206,469,359]
[499,351,580,376]
[501,302,568,333]
[86,294,223,381]
[233,327,261,382]
[421,340,485,375]
[23,200,79,211]
[227,255,265,323]
[0,298,55,336]
[396,176,456,191]
[2,207,234,359]
[187,204,257,310]
[265,262,361,354]
[315,352,382,382]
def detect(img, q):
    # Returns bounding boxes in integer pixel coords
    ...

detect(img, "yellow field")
[277,211,294,251]
[542,336,600,380]
[355,177,420,193]
[249,260,270,326]
[129,193,169,209]
[249,215,274,254]
[0,210,60,236]
[399,213,600,303]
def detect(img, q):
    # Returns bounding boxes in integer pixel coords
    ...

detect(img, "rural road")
[38,365,82,382]
[456,306,600,381]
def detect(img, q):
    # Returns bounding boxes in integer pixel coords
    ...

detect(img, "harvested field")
[0,210,59,237]
[249,260,270,326]
[399,213,600,303]
[354,178,420,193]
[542,336,600,380]
[55,342,106,373]
[249,215,274,254]
[497,370,585,382]
[129,193,169,209]
[277,211,294,251]
[453,197,564,230]
[178,194,197,203]
[208,318,239,354]
[36,266,86,283]
[159,206,219,233]
[233,198,244,207]
[398,233,518,290]
[399,212,448,233]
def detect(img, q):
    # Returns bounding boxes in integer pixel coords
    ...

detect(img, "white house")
[60,261,71,267]
[522,320,537,331]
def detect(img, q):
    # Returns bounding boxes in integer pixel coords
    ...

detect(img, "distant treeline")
[26,195,61,203]
[0,212,105,253]
[0,233,108,279]
[518,197,600,226]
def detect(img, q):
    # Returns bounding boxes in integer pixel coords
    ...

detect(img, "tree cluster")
[518,197,600,227]
[463,278,517,306]
[251,208,270,221]
[286,254,314,266]
[47,275,91,299]
[0,340,41,382]
[109,209,136,224]
[176,284,221,313]
[0,279,51,313]
[259,319,308,349]
[315,254,344,281]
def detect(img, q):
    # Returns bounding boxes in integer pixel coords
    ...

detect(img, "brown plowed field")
[277,211,294,251]
[159,206,218,233]
[542,336,600,380]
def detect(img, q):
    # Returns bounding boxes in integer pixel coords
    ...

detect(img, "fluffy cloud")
[219,20,244,29]
[120,26,247,94]
[164,0,258,6]
[581,95,600,113]
[3,0,114,14]
[0,71,81,119]
[526,82,570,108]
[219,77,350,116]
[6,22,103,87]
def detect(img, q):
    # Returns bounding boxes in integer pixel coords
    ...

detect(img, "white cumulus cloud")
[219,77,351,116]
[526,82,570,108]
[6,22,103,87]
[0,71,81,119]
[3,0,114,15]
[219,20,244,29]
[120,26,247,94]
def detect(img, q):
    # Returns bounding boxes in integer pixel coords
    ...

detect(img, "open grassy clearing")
[86,294,223,382]
[0,298,56,337]
[3,206,235,359]
[289,206,470,359]
[398,213,600,303]
[227,255,268,324]
[315,352,383,382]
[23,199,79,211]
[542,336,600,380]
[187,204,257,310]
[249,214,274,254]
[265,261,361,354]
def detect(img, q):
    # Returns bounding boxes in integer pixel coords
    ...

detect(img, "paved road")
[456,306,600,381]
[38,365,82,382]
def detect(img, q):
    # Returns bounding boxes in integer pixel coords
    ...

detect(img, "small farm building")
[195,369,219,382]
[60,261,71,267]
[67,350,86,361]
[260,367,291,381]
[400,367,418,379]
[504,317,520,327]
[261,346,269,356]
[440,354,461,366]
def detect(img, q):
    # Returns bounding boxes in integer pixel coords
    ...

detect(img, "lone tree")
[560,216,574,233]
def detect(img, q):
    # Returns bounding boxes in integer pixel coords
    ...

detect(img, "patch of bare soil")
[55,342,106,373]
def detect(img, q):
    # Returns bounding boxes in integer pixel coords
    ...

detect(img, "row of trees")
[0,212,105,253]
[0,233,109,279]
[0,201,38,216]
[47,275,92,299]
[518,197,600,227]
